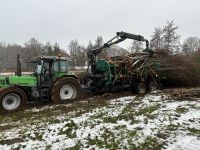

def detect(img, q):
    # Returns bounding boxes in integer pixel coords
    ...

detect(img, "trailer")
[82,31,160,94]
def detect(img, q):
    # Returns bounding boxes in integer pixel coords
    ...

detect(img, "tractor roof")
[28,56,68,63]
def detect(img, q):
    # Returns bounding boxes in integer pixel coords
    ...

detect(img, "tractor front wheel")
[51,77,81,103]
[0,86,27,113]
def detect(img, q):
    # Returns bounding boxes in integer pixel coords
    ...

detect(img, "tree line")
[131,20,200,55]
[0,20,200,70]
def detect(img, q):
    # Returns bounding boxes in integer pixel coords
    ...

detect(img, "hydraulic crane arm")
[87,31,151,74]
[116,31,149,49]
[88,31,150,59]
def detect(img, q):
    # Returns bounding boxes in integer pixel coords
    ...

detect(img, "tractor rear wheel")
[51,77,81,103]
[0,86,27,113]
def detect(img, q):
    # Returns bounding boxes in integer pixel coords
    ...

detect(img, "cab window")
[54,60,68,72]
[60,61,68,72]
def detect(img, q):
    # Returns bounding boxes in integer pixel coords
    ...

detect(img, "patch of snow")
[166,135,200,150]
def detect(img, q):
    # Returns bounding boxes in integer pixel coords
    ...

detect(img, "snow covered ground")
[0,92,200,150]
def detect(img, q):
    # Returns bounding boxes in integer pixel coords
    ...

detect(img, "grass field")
[0,89,200,150]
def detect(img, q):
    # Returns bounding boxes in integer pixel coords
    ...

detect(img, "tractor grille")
[0,80,5,85]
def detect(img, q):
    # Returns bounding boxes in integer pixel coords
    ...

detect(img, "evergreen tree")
[162,20,180,53]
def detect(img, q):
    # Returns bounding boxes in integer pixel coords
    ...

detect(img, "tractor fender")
[63,75,79,79]
[0,85,27,99]
[56,75,79,81]
[51,75,80,90]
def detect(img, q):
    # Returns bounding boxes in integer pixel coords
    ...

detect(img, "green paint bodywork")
[0,75,37,88]
[0,72,73,89]
[95,60,116,85]
[8,75,37,86]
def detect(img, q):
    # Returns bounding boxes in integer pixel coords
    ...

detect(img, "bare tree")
[150,27,163,50]
[182,37,200,54]
[53,42,61,56]
[0,39,68,70]
[45,42,54,56]
[87,41,93,52]
[24,38,44,59]
[130,40,144,53]
[0,42,27,70]
[76,46,87,67]
[94,36,107,59]
[68,40,80,68]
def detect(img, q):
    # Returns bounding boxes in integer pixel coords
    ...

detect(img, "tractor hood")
[0,75,37,88]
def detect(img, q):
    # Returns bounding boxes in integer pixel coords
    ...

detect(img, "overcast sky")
[0,0,199,50]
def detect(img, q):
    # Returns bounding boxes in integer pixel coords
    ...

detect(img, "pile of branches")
[106,52,160,84]
[106,50,200,87]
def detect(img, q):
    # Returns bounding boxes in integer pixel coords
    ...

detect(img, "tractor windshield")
[54,60,68,73]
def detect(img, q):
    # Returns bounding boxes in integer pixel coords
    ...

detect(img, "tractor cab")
[24,56,71,101]
[30,56,69,86]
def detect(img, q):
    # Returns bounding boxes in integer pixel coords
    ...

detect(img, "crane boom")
[87,31,151,74]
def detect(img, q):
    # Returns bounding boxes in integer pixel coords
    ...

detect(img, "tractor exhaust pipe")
[16,54,21,76]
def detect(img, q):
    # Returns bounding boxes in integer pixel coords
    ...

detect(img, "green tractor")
[0,55,81,112]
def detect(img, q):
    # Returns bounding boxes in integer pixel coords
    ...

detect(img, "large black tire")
[51,77,81,103]
[0,86,27,113]
[137,82,147,94]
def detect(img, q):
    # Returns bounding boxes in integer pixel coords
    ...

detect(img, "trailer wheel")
[51,77,81,103]
[148,81,158,92]
[137,82,147,94]
[0,86,27,113]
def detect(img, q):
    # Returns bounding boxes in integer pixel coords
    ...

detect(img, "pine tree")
[162,20,180,53]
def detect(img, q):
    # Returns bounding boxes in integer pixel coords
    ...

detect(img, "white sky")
[0,0,199,51]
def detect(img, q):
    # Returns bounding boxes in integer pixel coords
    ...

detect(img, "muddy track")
[28,91,134,108]
[0,91,134,115]
[1,87,199,115]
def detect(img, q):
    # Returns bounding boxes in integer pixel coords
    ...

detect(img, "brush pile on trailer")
[104,50,200,89]
[106,52,160,82]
